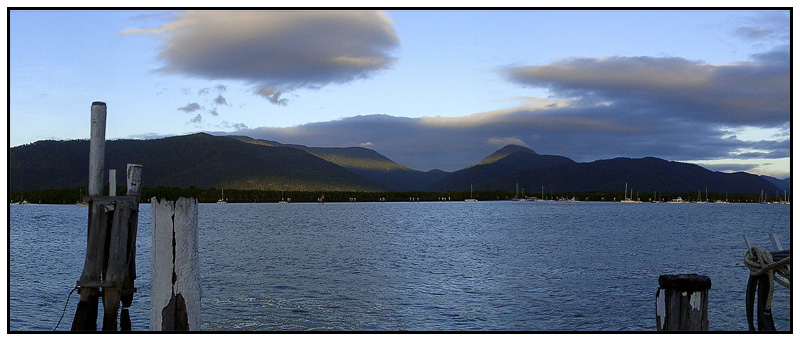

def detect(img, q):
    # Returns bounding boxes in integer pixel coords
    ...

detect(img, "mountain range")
[9,133,786,195]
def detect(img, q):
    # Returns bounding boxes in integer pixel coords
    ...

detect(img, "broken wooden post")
[119,164,143,330]
[151,197,200,331]
[655,274,711,331]
[127,164,143,197]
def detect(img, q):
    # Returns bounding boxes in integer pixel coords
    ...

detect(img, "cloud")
[255,86,288,106]
[697,163,761,173]
[733,12,790,42]
[126,132,174,140]
[188,114,202,124]
[219,121,248,130]
[359,142,374,147]
[208,108,219,116]
[213,95,228,106]
[229,96,789,172]
[503,50,789,128]
[198,84,228,96]
[123,10,399,104]
[178,102,201,113]
[218,50,787,174]
[487,137,529,149]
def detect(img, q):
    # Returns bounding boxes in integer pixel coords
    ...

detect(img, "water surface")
[9,201,791,331]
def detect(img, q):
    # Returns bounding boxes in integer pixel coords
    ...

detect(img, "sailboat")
[696,188,708,204]
[217,188,227,204]
[713,192,729,204]
[76,188,88,206]
[513,183,526,201]
[465,184,478,202]
[780,190,790,205]
[279,190,289,204]
[620,183,641,203]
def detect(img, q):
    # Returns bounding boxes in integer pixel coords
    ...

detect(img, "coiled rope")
[743,247,791,312]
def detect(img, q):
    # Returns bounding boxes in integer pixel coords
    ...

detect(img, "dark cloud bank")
[234,50,789,173]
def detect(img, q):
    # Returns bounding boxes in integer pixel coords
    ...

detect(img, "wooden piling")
[88,102,106,197]
[151,197,200,331]
[655,274,711,331]
[101,198,133,330]
[120,164,143,330]
[72,102,142,331]
[109,169,116,196]
[71,199,111,330]
[127,164,143,196]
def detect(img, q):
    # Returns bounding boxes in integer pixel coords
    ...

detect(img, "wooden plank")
[102,198,132,331]
[120,199,140,331]
[655,289,666,330]
[174,197,200,330]
[150,197,175,330]
[686,291,706,330]
[701,288,709,330]
[150,197,200,331]
[109,169,116,196]
[71,200,110,330]
[666,289,681,330]
[678,290,691,330]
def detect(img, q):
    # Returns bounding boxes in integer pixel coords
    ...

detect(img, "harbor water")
[9,201,791,331]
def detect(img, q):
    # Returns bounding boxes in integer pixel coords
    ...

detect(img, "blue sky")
[8,9,792,178]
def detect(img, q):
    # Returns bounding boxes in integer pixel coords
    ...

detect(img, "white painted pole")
[109,169,116,196]
[151,197,200,331]
[88,102,107,197]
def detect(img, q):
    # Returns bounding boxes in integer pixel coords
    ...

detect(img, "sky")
[7,8,793,178]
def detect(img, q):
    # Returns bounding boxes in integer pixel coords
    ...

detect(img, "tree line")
[8,186,782,204]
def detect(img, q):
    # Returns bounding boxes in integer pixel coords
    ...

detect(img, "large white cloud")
[124,10,400,104]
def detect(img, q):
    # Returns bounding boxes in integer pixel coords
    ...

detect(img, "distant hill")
[9,133,383,192]
[232,136,446,191]
[761,175,791,194]
[8,133,782,195]
[430,145,577,191]
[480,156,778,195]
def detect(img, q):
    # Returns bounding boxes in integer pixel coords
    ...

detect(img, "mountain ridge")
[8,133,782,195]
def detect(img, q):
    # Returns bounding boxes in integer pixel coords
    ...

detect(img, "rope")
[54,285,79,331]
[743,247,791,311]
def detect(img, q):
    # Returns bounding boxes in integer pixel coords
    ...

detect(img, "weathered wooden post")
[120,164,143,331]
[151,197,201,331]
[72,102,108,330]
[72,102,143,331]
[655,274,711,331]
[88,102,106,197]
[109,169,116,197]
